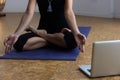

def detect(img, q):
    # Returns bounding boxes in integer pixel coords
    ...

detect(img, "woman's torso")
[37,0,69,33]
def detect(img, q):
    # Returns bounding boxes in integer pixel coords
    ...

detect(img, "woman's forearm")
[14,12,34,35]
[14,0,36,35]
[65,10,80,35]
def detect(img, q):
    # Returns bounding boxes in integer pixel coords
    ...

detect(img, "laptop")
[79,40,120,77]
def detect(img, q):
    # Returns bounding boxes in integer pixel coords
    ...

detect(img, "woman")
[4,0,86,53]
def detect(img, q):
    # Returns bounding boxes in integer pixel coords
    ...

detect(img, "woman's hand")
[74,33,86,52]
[4,34,19,53]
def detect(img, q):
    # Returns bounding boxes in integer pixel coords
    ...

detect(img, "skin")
[4,0,86,53]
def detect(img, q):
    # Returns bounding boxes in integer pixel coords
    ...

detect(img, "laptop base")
[79,65,91,77]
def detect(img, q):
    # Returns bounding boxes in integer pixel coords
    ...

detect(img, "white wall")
[3,0,38,12]
[73,0,114,18]
[3,0,120,18]
[114,0,120,18]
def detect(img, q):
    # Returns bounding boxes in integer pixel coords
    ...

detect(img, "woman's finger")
[4,38,8,46]
[79,44,85,53]
[5,46,9,53]
[5,45,12,54]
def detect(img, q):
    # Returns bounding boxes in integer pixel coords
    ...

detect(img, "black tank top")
[37,0,69,33]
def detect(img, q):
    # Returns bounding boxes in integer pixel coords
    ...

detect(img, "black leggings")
[14,32,77,51]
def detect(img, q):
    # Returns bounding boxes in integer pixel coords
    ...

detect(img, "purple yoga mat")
[0,27,91,60]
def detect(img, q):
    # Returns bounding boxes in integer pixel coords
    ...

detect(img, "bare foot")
[37,29,47,37]
[61,28,71,33]
[25,26,34,32]
[26,26,47,37]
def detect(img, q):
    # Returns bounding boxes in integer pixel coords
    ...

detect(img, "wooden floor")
[0,13,120,80]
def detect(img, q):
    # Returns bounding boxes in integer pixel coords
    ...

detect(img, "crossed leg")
[23,26,71,50]
[23,37,47,50]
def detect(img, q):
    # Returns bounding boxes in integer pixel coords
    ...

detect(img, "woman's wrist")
[73,31,82,36]
[13,33,20,38]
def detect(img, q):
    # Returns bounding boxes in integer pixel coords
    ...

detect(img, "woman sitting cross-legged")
[4,0,86,53]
